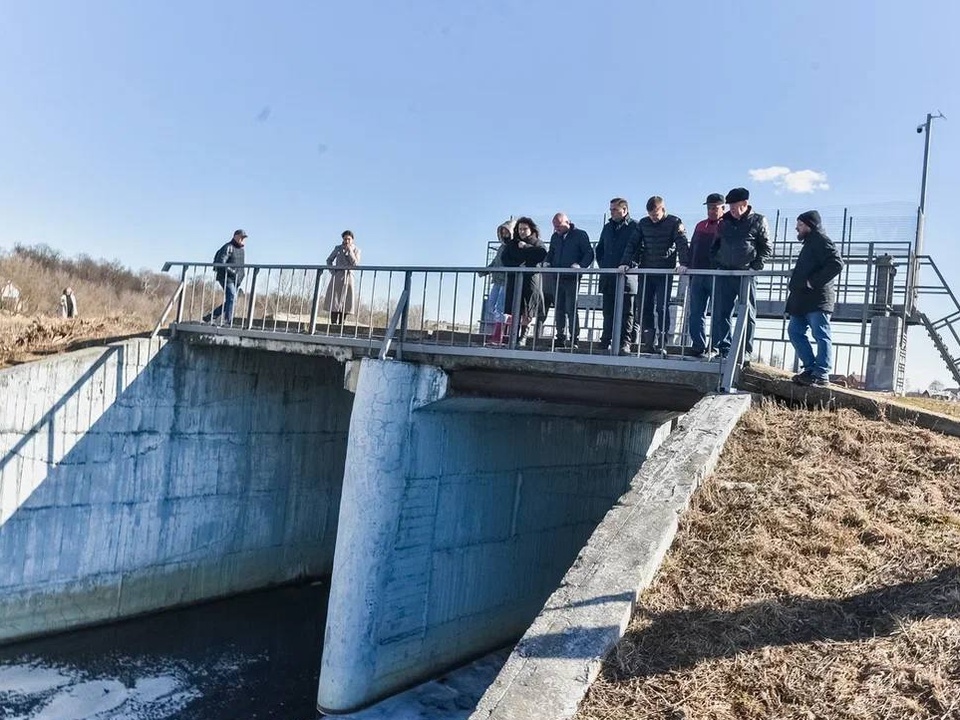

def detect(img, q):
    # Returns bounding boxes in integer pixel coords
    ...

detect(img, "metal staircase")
[914,256,960,387]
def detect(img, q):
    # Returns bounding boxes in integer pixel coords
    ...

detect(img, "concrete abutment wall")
[0,339,353,641]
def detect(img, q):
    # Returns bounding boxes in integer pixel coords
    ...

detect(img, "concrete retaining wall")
[318,359,675,714]
[0,338,353,642]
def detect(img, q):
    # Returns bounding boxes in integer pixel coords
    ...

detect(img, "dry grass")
[578,401,960,720]
[898,396,960,421]
[0,315,150,368]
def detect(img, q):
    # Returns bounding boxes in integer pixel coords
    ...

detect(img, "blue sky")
[0,1,957,385]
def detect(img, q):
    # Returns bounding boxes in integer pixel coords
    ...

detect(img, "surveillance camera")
[917,125,924,133]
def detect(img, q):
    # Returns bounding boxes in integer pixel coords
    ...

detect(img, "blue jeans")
[711,276,756,356]
[788,311,833,379]
[482,282,506,331]
[207,279,238,324]
[687,275,713,352]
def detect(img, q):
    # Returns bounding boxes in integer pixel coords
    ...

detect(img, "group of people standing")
[482,186,844,385]
[205,229,362,326]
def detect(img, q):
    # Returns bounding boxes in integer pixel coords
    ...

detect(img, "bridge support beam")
[318,358,674,714]
[865,315,903,391]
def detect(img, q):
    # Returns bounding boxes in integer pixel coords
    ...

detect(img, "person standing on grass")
[546,213,594,348]
[204,229,247,325]
[59,287,78,318]
[787,210,844,386]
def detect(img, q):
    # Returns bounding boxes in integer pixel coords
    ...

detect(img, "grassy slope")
[578,401,960,720]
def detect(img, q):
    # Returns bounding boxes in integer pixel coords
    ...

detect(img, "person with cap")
[595,198,639,353]
[324,230,361,324]
[618,196,689,354]
[546,212,595,348]
[709,187,771,361]
[787,210,844,386]
[685,193,725,357]
[204,228,247,325]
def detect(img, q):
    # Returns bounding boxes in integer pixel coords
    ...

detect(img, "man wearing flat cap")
[787,210,844,386]
[685,192,725,357]
[204,228,248,325]
[709,187,770,361]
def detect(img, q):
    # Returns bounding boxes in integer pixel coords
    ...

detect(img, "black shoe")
[796,373,829,387]
[792,370,812,384]
[640,343,656,354]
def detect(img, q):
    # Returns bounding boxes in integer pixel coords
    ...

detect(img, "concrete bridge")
[0,254,937,717]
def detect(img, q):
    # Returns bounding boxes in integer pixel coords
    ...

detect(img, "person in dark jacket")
[502,217,547,345]
[546,213,595,348]
[204,229,247,325]
[595,198,638,353]
[685,193,724,357]
[619,196,689,353]
[787,210,844,386]
[709,188,771,360]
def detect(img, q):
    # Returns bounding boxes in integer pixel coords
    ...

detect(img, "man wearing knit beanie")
[787,210,844,386]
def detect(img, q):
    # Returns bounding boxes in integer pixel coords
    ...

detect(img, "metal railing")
[159,261,778,392]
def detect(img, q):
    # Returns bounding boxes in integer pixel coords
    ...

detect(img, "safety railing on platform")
[159,261,783,392]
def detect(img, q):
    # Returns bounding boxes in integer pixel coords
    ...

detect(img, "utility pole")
[912,110,946,313]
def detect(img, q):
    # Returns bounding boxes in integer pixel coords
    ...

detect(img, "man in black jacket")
[547,213,595,348]
[595,198,639,353]
[619,196,689,353]
[204,229,247,325]
[709,188,770,360]
[787,210,844,386]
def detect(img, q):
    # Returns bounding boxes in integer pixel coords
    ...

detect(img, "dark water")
[0,581,330,720]
[0,582,508,720]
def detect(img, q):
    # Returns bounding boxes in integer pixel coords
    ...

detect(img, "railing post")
[398,271,412,360]
[611,272,625,355]
[175,265,188,324]
[244,268,259,331]
[508,270,523,349]
[719,273,751,393]
[309,268,324,335]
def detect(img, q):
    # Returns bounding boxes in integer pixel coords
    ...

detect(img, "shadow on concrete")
[0,340,352,637]
[510,569,960,666]
[601,566,960,679]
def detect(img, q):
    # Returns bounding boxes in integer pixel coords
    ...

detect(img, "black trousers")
[554,281,579,341]
[600,289,635,349]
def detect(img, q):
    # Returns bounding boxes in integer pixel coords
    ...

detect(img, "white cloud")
[748,166,829,194]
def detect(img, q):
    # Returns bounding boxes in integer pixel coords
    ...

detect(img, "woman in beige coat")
[324,230,361,323]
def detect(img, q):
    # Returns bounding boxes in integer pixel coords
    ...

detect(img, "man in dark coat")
[619,196,689,353]
[204,229,247,325]
[595,198,638,353]
[787,210,844,386]
[546,213,595,347]
[709,188,771,360]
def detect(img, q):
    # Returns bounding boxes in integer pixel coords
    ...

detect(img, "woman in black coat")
[501,216,547,344]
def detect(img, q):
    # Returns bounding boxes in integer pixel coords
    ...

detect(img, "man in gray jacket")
[547,213,595,348]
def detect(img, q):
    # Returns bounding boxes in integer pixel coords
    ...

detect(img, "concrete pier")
[318,359,675,714]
